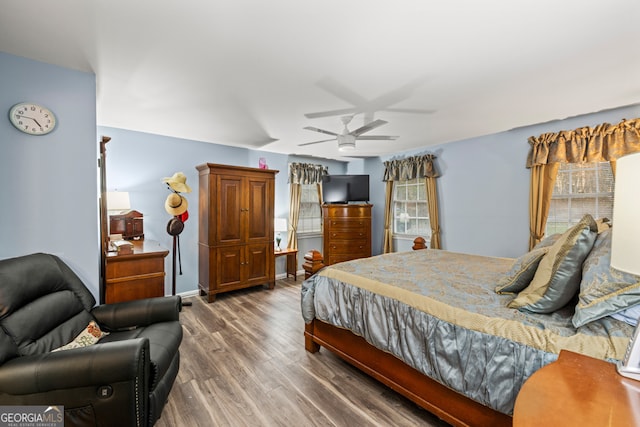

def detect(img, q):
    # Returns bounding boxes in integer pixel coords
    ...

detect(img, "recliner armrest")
[0,338,149,395]
[92,295,182,331]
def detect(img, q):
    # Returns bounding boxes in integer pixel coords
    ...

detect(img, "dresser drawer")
[327,229,369,240]
[327,239,369,254]
[327,218,369,230]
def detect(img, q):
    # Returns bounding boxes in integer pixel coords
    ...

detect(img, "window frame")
[296,183,322,236]
[392,177,431,238]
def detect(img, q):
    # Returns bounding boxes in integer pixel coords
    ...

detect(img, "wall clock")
[9,102,57,135]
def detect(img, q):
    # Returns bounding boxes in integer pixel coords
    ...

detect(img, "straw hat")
[163,172,192,193]
[164,193,188,216]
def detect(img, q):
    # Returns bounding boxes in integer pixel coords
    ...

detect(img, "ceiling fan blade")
[351,119,388,136]
[304,107,357,119]
[303,126,338,136]
[298,138,336,147]
[316,76,368,106]
[385,107,435,114]
[355,135,398,140]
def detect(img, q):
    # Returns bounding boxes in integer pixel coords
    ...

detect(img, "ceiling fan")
[298,116,397,151]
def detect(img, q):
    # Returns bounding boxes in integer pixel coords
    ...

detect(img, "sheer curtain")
[287,163,327,250]
[527,117,640,249]
[383,154,442,252]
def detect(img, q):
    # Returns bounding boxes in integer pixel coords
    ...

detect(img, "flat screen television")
[322,174,370,204]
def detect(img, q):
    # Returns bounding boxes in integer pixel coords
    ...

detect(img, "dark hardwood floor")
[155,277,451,427]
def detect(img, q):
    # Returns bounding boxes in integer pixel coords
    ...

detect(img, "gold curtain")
[287,183,301,250]
[383,180,394,253]
[287,162,327,250]
[527,118,640,167]
[425,177,441,249]
[528,163,559,249]
[526,117,640,249]
[383,154,441,251]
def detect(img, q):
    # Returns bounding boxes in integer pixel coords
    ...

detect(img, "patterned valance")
[527,117,640,168]
[288,162,328,184]
[383,154,440,181]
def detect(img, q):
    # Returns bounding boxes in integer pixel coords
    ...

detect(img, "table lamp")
[274,218,287,251]
[611,152,640,381]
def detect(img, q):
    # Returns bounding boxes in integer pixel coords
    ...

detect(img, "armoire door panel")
[247,179,269,241]
[246,243,270,283]
[217,246,242,288]
[217,176,243,244]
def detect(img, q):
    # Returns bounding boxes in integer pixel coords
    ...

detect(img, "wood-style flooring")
[155,277,451,427]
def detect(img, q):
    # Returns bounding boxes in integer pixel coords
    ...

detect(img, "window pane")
[392,177,430,237]
[546,162,613,235]
[297,184,321,233]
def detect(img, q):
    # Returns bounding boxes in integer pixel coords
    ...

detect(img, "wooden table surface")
[513,350,640,426]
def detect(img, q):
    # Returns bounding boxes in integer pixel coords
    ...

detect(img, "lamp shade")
[611,152,640,275]
[106,191,131,212]
[275,218,287,233]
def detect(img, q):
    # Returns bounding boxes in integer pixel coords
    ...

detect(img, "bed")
[301,216,638,427]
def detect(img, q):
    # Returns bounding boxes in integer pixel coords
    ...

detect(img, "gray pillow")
[495,247,549,295]
[509,214,598,314]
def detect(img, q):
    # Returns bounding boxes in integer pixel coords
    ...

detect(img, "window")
[393,178,430,237]
[546,161,614,235]
[297,184,322,234]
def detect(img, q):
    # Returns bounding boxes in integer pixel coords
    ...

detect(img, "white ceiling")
[2,0,640,160]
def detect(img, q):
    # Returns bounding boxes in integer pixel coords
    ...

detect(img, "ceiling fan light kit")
[338,135,356,151]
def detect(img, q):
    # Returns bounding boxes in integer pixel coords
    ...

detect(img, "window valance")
[288,162,328,185]
[383,154,440,181]
[526,117,640,168]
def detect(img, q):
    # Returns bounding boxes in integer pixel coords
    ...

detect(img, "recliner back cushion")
[0,253,97,361]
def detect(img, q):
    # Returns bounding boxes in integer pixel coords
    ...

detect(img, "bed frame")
[302,240,512,427]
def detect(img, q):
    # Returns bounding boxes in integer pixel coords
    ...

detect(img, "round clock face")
[9,102,57,135]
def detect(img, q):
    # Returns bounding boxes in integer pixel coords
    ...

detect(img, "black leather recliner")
[0,253,183,427]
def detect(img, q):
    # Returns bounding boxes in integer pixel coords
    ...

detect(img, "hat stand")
[168,223,192,307]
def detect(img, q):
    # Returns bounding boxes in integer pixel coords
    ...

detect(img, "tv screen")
[322,174,370,204]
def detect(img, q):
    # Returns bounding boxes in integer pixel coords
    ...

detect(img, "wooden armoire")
[323,204,372,265]
[196,163,278,302]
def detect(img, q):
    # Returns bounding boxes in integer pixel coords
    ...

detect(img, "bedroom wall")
[0,52,100,297]
[98,126,346,295]
[375,103,640,258]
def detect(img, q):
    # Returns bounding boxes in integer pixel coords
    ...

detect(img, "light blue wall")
[373,103,640,258]
[99,127,346,295]
[0,52,99,297]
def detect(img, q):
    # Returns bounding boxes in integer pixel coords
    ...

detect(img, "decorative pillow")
[572,229,640,327]
[495,247,549,294]
[533,233,562,250]
[508,214,598,313]
[52,320,109,352]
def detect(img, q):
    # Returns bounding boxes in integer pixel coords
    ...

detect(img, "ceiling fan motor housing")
[338,134,356,151]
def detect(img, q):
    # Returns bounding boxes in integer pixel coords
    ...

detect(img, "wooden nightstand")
[275,247,298,280]
[105,240,169,303]
[514,350,640,426]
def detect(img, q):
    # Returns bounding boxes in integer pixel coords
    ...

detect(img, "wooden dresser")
[105,240,168,303]
[196,163,278,302]
[323,204,372,265]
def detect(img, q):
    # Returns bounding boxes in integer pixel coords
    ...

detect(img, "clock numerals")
[9,102,56,135]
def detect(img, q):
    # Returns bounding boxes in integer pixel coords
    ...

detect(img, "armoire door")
[217,174,244,245]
